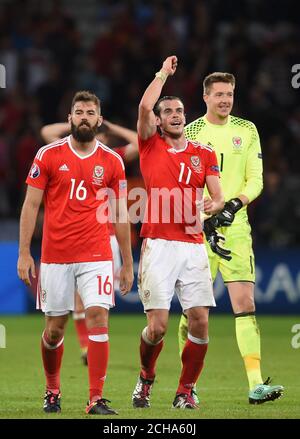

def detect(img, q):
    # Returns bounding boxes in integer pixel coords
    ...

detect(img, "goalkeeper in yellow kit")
[178,72,284,404]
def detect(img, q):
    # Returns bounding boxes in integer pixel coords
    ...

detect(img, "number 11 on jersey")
[178,162,192,184]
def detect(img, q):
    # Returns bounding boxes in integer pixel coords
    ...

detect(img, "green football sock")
[235,314,263,390]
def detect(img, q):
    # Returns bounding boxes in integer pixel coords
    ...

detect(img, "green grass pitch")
[0,313,299,419]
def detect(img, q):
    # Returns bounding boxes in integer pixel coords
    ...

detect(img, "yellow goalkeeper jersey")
[185,115,263,224]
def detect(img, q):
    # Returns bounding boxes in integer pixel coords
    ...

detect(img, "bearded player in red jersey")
[131,56,225,409]
[17,91,134,415]
[40,119,138,365]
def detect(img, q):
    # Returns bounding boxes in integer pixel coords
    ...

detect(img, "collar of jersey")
[167,139,188,153]
[67,135,99,159]
[204,114,231,127]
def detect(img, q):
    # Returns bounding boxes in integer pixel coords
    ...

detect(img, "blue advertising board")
[113,249,300,314]
[0,242,28,313]
[0,243,299,314]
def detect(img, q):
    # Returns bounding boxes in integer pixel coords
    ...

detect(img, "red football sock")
[87,327,109,402]
[73,313,88,351]
[140,335,163,381]
[177,338,208,395]
[41,331,64,394]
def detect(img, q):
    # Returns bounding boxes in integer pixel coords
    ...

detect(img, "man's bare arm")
[112,197,134,295]
[17,186,44,285]
[138,56,178,140]
[41,123,70,143]
[204,175,225,215]
[103,120,139,162]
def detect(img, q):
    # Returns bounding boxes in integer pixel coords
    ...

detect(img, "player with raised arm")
[17,91,133,415]
[40,119,138,365]
[178,72,284,404]
[131,56,225,409]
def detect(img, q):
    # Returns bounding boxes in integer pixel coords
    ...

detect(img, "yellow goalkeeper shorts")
[205,221,255,283]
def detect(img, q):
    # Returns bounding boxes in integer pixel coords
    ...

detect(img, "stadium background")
[0,0,299,315]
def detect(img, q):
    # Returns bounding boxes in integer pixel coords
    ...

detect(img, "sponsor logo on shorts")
[41,289,47,303]
[29,163,40,179]
[141,289,151,304]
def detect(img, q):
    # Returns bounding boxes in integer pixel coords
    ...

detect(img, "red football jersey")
[26,136,126,263]
[113,145,127,159]
[139,132,219,243]
[108,144,127,236]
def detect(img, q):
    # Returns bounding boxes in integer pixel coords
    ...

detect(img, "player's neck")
[163,133,187,151]
[70,136,97,156]
[205,112,229,126]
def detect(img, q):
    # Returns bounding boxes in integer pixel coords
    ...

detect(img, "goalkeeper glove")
[203,219,232,261]
[208,197,243,228]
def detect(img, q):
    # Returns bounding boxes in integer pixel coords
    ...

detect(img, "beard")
[71,120,98,143]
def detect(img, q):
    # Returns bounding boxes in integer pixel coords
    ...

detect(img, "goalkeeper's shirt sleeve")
[240,123,263,203]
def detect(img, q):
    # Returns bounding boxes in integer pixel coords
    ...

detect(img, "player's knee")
[46,327,64,344]
[188,312,209,336]
[246,296,255,312]
[147,323,166,344]
[188,308,208,325]
[189,317,208,331]
[85,306,108,329]
[234,297,255,314]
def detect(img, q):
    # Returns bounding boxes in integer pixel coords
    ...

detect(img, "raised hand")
[161,56,178,76]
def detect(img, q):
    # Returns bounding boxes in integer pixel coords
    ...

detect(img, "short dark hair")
[154,95,184,116]
[203,73,235,94]
[71,90,101,113]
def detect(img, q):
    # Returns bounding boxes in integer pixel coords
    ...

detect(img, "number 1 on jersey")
[220,153,224,172]
[178,162,192,184]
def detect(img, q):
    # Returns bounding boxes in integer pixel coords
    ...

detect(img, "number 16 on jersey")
[69,178,87,200]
